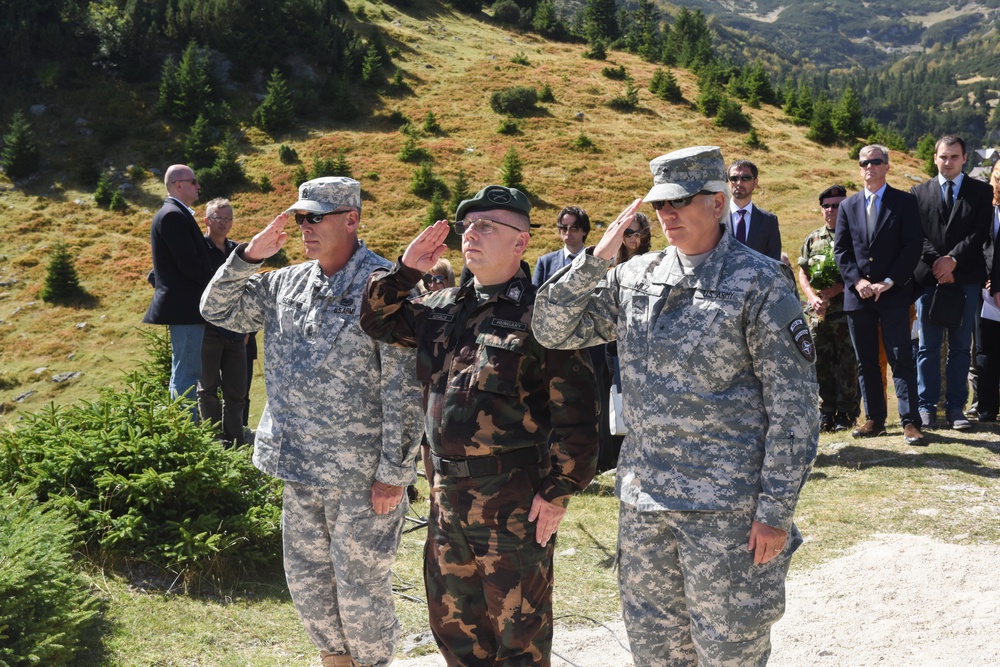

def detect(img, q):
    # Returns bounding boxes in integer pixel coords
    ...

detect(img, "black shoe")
[852,419,887,438]
[946,409,972,431]
[834,412,855,432]
[820,413,836,433]
[978,413,997,423]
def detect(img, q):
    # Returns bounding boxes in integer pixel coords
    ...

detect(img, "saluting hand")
[594,198,644,261]
[402,220,450,273]
[243,213,290,262]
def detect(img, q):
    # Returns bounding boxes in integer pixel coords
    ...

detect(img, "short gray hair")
[205,198,231,218]
[859,144,890,162]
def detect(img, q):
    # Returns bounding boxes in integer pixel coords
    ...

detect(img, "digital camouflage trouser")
[425,464,554,667]
[282,480,406,667]
[618,504,801,667]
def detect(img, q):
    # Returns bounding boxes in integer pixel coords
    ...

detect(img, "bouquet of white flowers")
[808,244,839,291]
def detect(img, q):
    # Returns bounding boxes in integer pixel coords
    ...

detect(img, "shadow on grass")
[814,445,1000,478]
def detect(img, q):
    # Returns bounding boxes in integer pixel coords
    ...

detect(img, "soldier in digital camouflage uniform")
[797,184,861,433]
[359,185,599,667]
[200,177,422,667]
[532,147,819,667]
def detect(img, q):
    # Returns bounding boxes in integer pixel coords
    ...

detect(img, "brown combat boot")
[319,651,353,667]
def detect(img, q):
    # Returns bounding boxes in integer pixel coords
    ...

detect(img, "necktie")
[735,209,747,244]
[866,195,878,242]
[945,180,954,215]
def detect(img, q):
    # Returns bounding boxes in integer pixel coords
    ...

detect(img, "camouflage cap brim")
[287,176,362,214]
[643,146,726,202]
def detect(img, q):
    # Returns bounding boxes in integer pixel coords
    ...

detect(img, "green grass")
[80,422,1000,665]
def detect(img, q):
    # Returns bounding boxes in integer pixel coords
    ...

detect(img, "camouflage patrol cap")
[643,146,727,203]
[287,176,362,214]
[455,185,531,222]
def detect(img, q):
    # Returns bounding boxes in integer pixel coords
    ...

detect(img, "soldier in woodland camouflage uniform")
[200,177,422,667]
[532,147,819,667]
[797,184,861,433]
[360,185,599,667]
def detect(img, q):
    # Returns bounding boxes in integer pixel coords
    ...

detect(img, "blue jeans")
[168,323,205,418]
[915,283,979,414]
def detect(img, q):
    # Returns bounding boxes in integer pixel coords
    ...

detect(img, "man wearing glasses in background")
[532,147,818,667]
[201,177,422,667]
[360,185,598,667]
[834,144,925,446]
[727,158,782,261]
[143,164,214,418]
[532,205,591,286]
[797,185,861,433]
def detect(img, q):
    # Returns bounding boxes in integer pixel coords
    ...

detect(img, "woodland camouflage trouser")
[282,481,406,667]
[618,504,801,667]
[425,464,554,667]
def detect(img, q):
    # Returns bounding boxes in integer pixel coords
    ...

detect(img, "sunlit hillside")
[0,0,928,423]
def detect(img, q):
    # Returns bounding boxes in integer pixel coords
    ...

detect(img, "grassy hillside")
[0,0,928,424]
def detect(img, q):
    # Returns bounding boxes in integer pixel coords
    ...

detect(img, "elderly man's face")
[859,149,890,190]
[205,206,233,237]
[461,208,530,284]
[654,191,726,255]
[820,196,845,229]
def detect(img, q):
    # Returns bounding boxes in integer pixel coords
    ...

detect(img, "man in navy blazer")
[727,159,781,261]
[142,164,214,414]
[910,135,993,431]
[532,206,590,286]
[834,144,925,445]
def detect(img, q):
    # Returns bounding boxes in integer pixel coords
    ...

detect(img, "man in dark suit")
[834,144,925,445]
[727,159,781,261]
[911,135,994,431]
[532,206,590,286]
[142,164,214,416]
[975,162,1000,421]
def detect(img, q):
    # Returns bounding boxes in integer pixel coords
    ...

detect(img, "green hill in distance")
[0,0,930,424]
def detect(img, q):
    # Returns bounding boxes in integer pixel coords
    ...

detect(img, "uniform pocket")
[473,331,526,396]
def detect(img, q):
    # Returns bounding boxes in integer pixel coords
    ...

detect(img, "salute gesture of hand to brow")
[402,219,450,273]
[243,213,290,262]
[594,198,644,261]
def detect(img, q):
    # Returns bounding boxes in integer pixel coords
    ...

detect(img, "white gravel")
[394,533,1000,667]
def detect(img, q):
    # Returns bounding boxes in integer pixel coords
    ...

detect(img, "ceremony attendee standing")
[727,159,781,260]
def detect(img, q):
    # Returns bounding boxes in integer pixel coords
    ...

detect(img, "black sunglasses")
[820,203,840,210]
[727,174,754,183]
[294,210,351,225]
[859,159,886,167]
[622,228,645,238]
[650,190,715,211]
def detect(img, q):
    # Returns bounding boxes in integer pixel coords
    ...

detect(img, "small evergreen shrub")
[253,68,295,134]
[292,164,308,187]
[650,69,683,103]
[423,189,448,228]
[278,144,299,164]
[449,170,471,216]
[537,83,555,103]
[490,87,538,116]
[570,133,598,152]
[497,117,522,135]
[0,494,99,667]
[601,65,627,80]
[197,136,245,199]
[511,51,530,66]
[93,173,114,209]
[714,98,751,131]
[398,137,431,163]
[608,79,639,112]
[582,41,607,60]
[40,243,87,304]
[109,190,128,212]
[422,111,442,134]
[500,146,525,191]
[744,128,767,150]
[259,175,273,193]
[1,110,41,180]
[410,162,444,199]
[492,0,521,26]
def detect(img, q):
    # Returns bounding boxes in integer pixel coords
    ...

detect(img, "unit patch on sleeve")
[787,316,815,363]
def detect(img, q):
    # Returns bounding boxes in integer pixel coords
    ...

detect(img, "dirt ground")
[394,533,1000,666]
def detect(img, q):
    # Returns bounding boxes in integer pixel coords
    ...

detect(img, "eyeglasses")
[424,275,447,285]
[207,215,233,222]
[172,178,198,186]
[859,158,886,167]
[622,228,644,238]
[453,218,524,235]
[294,210,351,225]
[557,224,582,233]
[728,174,754,183]
[650,190,715,211]
[820,203,840,210]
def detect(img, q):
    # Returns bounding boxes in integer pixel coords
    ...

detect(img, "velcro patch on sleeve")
[787,315,815,363]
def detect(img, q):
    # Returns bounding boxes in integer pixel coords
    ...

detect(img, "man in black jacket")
[911,135,994,431]
[834,144,925,445]
[727,159,781,261]
[142,164,214,416]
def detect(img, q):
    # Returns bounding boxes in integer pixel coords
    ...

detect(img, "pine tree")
[807,97,838,145]
[449,169,471,215]
[362,43,384,88]
[94,173,114,209]
[293,164,308,187]
[500,147,524,191]
[832,87,864,142]
[423,189,448,228]
[330,150,352,178]
[253,68,295,134]
[0,110,41,180]
[109,190,127,212]
[583,0,621,44]
[169,41,213,121]
[40,243,87,303]
[184,113,216,170]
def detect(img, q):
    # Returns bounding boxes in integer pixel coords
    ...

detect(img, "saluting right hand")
[242,213,290,263]
[402,219,450,273]
[594,198,644,261]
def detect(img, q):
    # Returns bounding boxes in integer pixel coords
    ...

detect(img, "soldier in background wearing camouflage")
[200,177,422,667]
[797,184,860,433]
[532,147,819,667]
[360,185,599,667]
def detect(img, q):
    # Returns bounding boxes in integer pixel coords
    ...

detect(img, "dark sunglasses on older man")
[294,210,351,225]
[650,190,715,211]
[859,158,886,168]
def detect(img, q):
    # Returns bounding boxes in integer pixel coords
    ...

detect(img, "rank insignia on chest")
[506,281,524,302]
[339,297,354,307]
[787,317,815,363]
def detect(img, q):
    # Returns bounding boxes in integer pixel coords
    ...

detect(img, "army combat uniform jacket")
[533,229,818,531]
[200,242,422,488]
[360,263,598,506]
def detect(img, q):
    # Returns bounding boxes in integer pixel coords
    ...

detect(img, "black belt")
[430,445,545,478]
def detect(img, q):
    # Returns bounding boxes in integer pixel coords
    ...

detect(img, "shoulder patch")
[787,316,815,363]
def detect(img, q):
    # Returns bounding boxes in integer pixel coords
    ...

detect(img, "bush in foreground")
[0,494,99,667]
